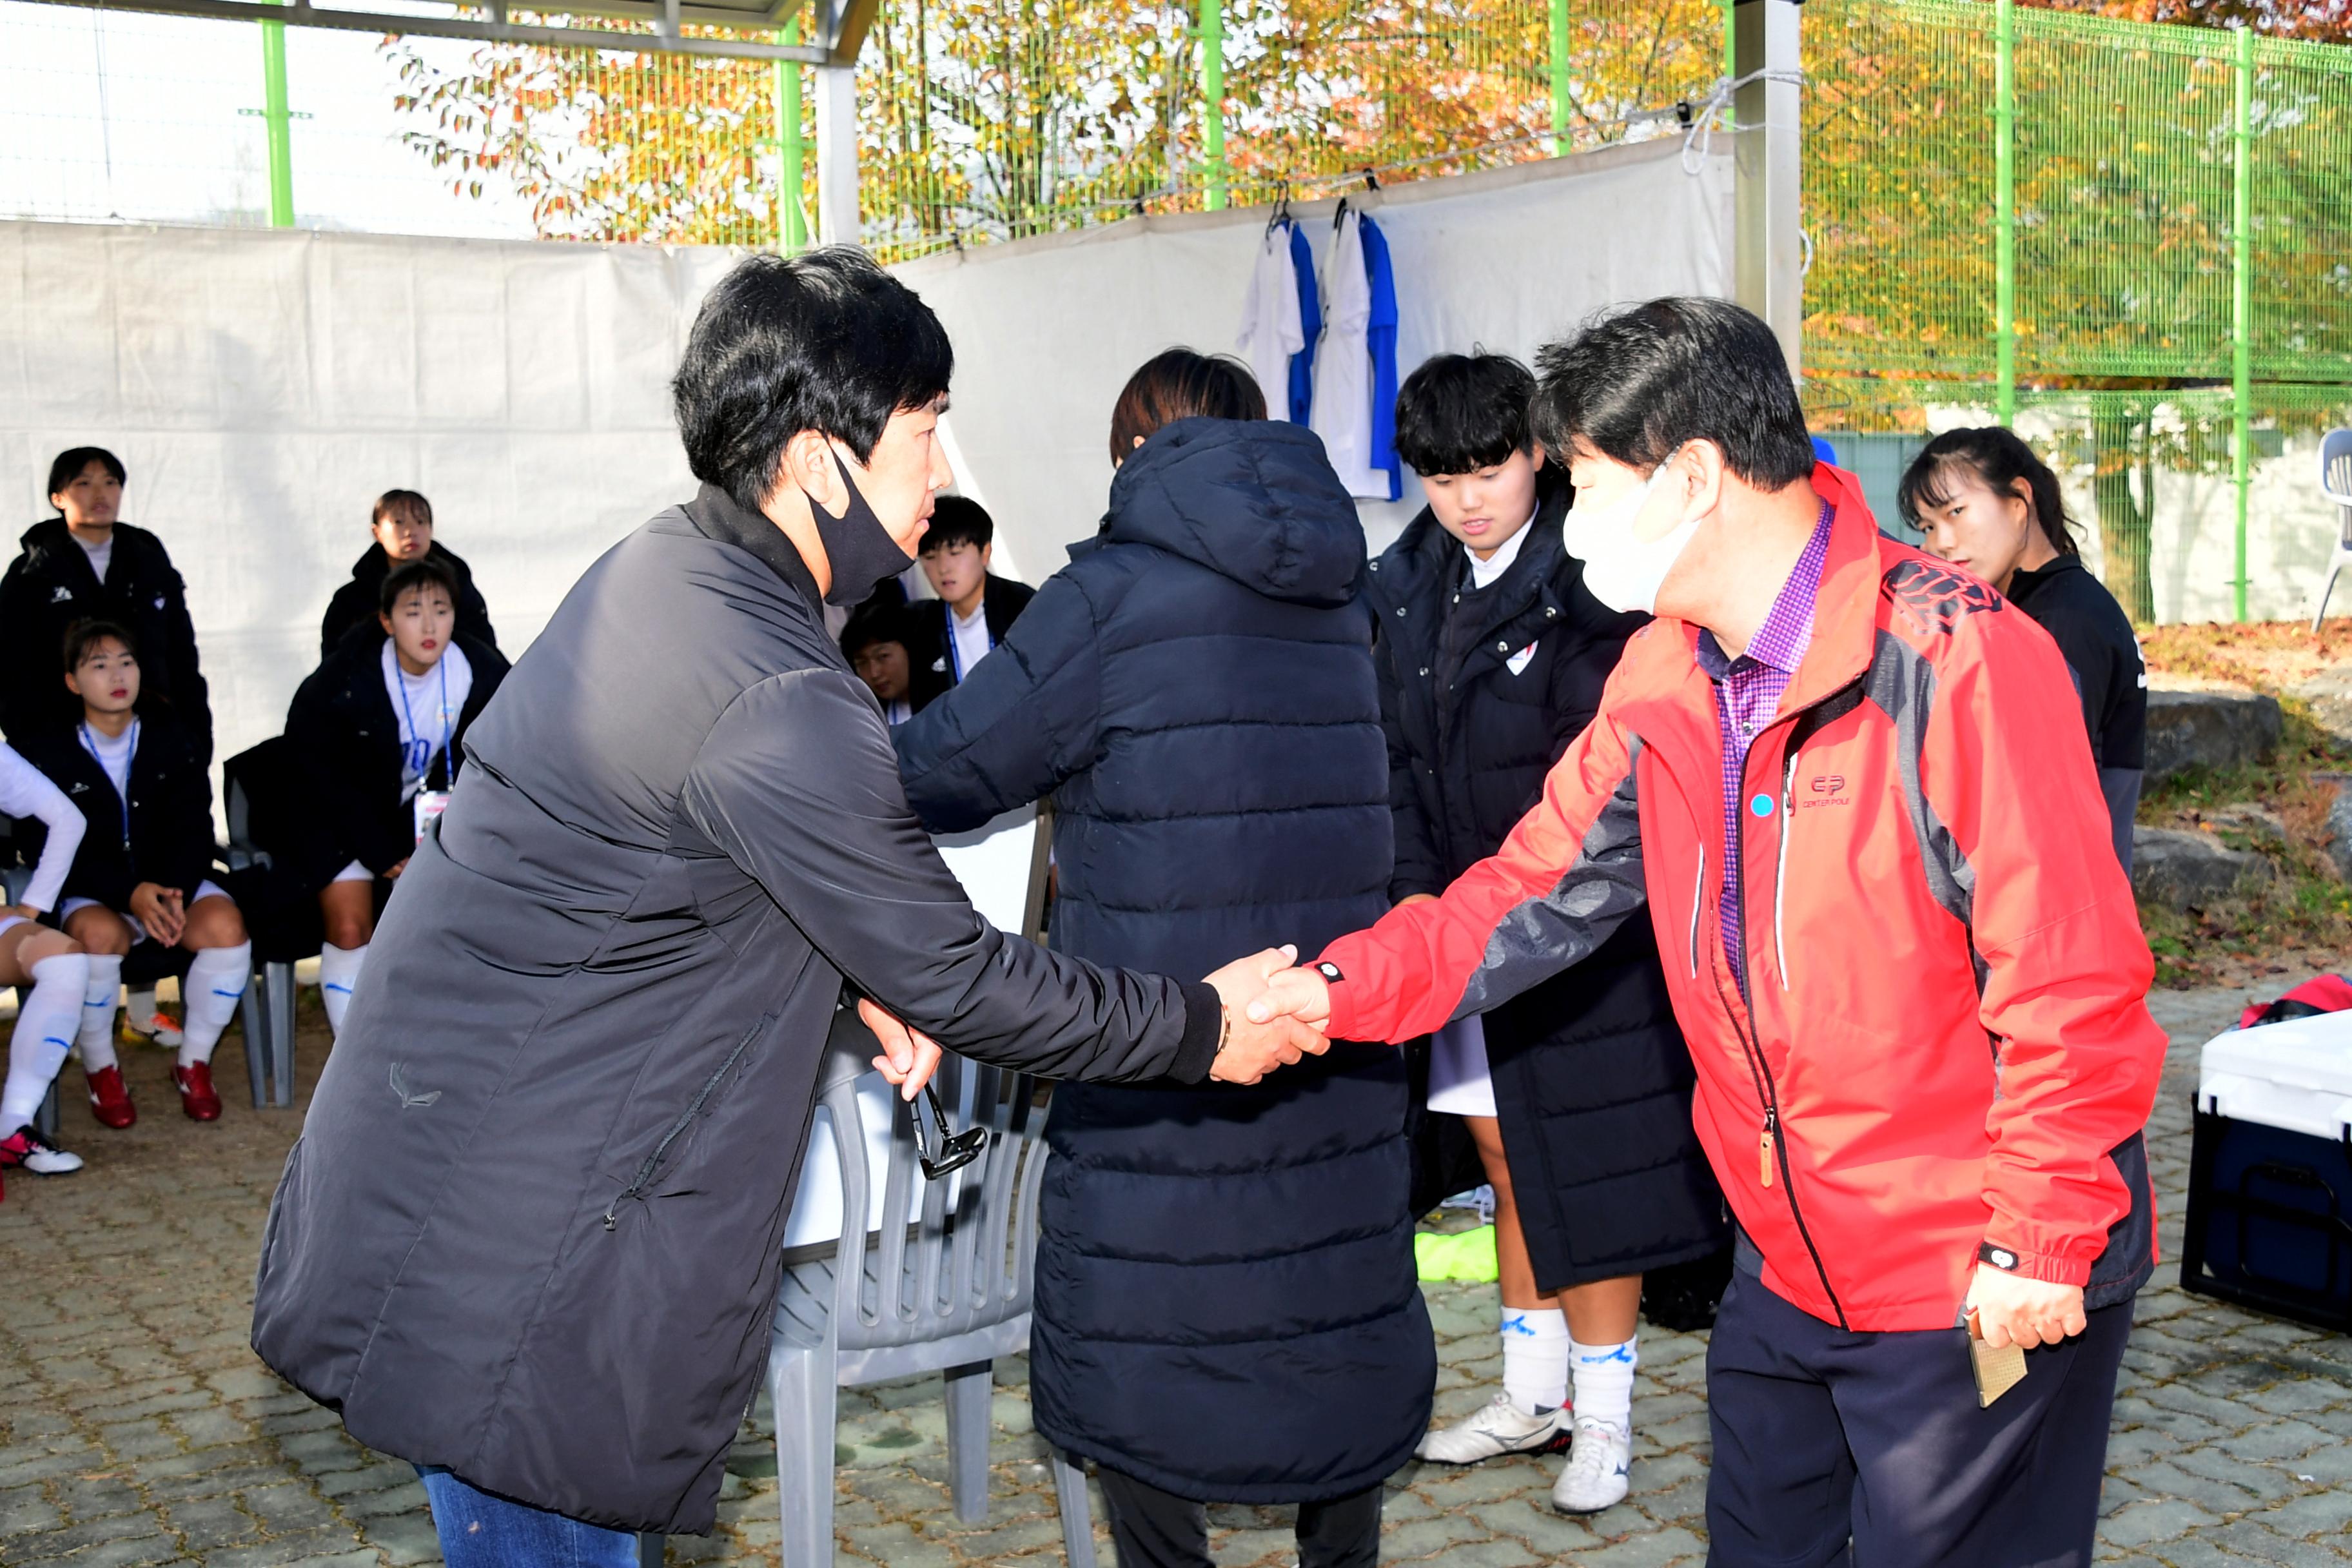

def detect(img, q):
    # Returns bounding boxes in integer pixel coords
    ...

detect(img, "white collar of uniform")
[1464,509,1537,590]
[383,638,472,691]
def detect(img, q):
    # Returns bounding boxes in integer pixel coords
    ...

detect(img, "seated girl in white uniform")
[16,620,251,1124]
[283,558,508,1034]
[0,740,91,1195]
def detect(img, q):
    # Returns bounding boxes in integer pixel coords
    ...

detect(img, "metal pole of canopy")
[260,0,293,226]
[1995,0,2016,425]
[1548,0,1570,155]
[1200,0,1226,210]
[776,13,807,252]
[2231,23,2253,623]
[1732,0,1803,377]
[814,61,858,246]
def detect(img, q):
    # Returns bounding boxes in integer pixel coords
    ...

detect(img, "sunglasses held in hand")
[912,1083,986,1180]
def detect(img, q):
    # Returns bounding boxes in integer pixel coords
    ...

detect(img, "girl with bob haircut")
[284,556,510,1041]
[15,620,252,1124]
[1900,426,2146,867]
[318,489,500,659]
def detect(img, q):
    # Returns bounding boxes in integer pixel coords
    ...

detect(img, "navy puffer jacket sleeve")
[895,572,1106,834]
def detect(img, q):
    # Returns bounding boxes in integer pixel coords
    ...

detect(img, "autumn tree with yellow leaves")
[386,0,1721,251]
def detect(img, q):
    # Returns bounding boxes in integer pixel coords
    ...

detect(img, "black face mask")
[807,449,917,607]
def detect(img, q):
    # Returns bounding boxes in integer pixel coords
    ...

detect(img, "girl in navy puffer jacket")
[894,351,1427,1568]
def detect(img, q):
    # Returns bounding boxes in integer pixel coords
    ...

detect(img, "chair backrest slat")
[798,806,1057,1361]
[814,1028,1051,1358]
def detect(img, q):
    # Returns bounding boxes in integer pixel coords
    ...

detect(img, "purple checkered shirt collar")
[1694,502,1835,982]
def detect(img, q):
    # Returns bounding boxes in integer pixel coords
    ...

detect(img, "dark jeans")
[1704,1272,2133,1568]
[416,1467,642,1568]
[1095,1466,1383,1568]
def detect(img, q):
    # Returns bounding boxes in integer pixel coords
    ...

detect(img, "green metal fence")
[1807,0,2352,389]
[1803,0,2352,623]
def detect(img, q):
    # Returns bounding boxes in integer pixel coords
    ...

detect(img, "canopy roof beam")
[19,0,837,61]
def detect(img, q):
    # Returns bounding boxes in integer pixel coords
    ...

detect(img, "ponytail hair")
[1897,427,2078,558]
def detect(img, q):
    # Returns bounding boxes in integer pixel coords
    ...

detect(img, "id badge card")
[414,790,453,845]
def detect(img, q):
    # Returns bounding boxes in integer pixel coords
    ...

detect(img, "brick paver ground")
[3,979,2348,1567]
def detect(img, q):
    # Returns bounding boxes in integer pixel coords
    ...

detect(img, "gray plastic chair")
[767,1031,1075,1567]
[765,803,1099,1568]
[223,773,297,1108]
[2314,428,2352,631]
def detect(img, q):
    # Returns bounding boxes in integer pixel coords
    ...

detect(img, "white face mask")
[1562,449,1701,616]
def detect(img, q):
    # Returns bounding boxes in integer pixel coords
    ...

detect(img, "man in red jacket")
[1251,299,2164,1565]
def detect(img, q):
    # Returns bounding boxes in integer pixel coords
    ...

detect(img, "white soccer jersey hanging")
[1236,221,1306,420]
[1311,208,1384,499]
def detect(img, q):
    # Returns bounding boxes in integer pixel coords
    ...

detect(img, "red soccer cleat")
[173,1063,221,1122]
[86,1066,137,1130]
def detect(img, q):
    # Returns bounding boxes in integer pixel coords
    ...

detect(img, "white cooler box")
[2182,1010,2352,1331]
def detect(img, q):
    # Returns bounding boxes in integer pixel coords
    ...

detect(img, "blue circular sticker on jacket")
[1750,793,1775,818]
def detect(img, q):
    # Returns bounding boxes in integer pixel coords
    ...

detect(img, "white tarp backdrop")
[898,138,1735,559]
[0,218,729,767]
[0,139,1732,772]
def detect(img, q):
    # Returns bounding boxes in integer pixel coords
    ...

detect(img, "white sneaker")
[1,1124,85,1176]
[1551,1417,1632,1513]
[1414,1392,1566,1464]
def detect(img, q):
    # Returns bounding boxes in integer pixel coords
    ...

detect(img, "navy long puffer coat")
[894,417,1431,1504]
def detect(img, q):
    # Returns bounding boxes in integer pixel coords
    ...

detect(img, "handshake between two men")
[859,946,1342,1101]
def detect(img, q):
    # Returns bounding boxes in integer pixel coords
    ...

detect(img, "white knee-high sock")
[178,943,252,1068]
[5,953,92,1128]
[1569,1335,1639,1435]
[1501,1306,1569,1415]
[319,943,366,1035]
[75,952,122,1074]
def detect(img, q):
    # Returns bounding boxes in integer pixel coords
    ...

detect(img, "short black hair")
[381,555,459,616]
[672,248,954,515]
[840,602,912,660]
[1532,298,1815,491]
[49,447,126,498]
[1394,353,1538,476]
[921,495,994,555]
[63,618,136,673]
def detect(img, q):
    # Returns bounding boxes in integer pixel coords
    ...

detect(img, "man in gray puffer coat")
[248,249,1319,1562]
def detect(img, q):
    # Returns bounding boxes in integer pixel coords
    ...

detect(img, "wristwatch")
[1977,1240,2022,1272]
[1313,961,1344,983]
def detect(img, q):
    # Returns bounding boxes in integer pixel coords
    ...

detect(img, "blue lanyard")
[77,718,137,850]
[946,610,994,684]
[395,657,452,786]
